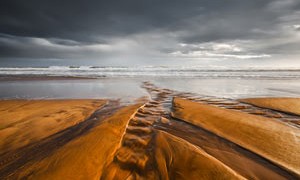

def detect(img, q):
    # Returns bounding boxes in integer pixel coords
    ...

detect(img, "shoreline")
[0,75,99,81]
[1,74,300,81]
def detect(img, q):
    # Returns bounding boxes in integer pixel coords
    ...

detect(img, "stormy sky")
[0,0,300,68]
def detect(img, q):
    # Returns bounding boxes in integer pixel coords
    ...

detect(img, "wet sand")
[0,82,300,179]
[12,103,143,179]
[154,130,244,179]
[171,97,300,177]
[0,99,106,156]
[241,97,300,116]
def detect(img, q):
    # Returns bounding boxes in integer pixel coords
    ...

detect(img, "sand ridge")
[0,99,106,155]
[101,83,174,179]
[155,130,245,180]
[171,97,300,176]
[180,95,300,128]
[240,97,300,115]
[240,97,300,126]
[8,103,143,179]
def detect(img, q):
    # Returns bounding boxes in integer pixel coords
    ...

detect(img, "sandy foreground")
[0,99,106,156]
[0,82,300,179]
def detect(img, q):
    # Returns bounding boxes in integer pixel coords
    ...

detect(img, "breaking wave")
[1,66,300,79]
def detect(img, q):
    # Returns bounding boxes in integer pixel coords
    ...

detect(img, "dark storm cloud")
[0,0,275,41]
[0,0,207,41]
[0,0,300,64]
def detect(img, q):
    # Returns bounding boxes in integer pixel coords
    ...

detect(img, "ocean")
[1,66,300,101]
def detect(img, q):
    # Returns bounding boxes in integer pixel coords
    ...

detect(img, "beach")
[0,79,299,179]
[2,0,300,178]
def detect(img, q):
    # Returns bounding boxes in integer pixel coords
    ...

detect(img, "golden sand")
[0,100,106,155]
[240,97,300,116]
[12,103,142,179]
[1,90,299,179]
[155,130,244,179]
[171,97,300,176]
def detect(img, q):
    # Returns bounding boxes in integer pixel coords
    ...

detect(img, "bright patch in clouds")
[169,42,270,59]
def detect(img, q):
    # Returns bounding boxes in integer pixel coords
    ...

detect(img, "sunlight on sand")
[0,84,300,179]
[0,100,106,155]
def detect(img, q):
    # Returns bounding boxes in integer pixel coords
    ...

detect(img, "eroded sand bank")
[14,103,143,179]
[240,97,300,116]
[154,130,244,179]
[0,99,106,155]
[171,97,300,176]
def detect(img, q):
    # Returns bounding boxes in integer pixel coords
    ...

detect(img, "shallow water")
[0,77,300,101]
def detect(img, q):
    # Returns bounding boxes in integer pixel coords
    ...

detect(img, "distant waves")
[1,66,300,79]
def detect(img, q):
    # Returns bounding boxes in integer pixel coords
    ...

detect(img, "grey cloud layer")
[0,0,300,65]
